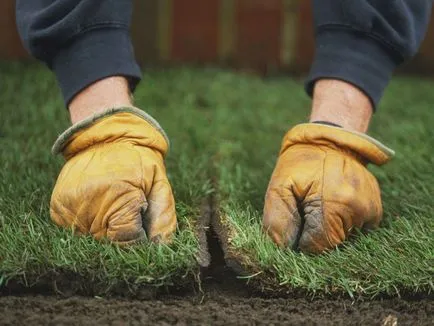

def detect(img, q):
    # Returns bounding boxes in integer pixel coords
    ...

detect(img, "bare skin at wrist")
[309,79,373,133]
[69,76,133,124]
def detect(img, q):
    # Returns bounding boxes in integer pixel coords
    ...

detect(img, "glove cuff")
[281,123,395,166]
[52,107,169,158]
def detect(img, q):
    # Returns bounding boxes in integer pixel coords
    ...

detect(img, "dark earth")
[0,284,432,325]
[0,296,432,326]
[0,230,432,325]
[1,261,432,325]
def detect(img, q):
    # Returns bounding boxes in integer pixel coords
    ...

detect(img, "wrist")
[69,76,133,124]
[309,79,372,133]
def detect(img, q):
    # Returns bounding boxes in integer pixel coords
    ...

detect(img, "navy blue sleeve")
[16,0,142,106]
[306,0,433,108]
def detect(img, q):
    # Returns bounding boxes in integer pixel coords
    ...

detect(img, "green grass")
[0,62,432,297]
[0,63,214,293]
[212,75,434,298]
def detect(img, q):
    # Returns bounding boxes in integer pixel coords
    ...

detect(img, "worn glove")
[263,123,394,254]
[50,107,177,245]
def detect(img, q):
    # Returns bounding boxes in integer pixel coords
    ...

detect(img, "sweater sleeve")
[306,0,433,108]
[15,0,142,106]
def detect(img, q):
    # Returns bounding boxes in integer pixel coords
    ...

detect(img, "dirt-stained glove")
[50,107,176,245]
[263,123,394,254]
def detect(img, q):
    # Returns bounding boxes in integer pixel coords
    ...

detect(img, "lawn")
[211,74,434,298]
[0,62,432,297]
[0,63,214,294]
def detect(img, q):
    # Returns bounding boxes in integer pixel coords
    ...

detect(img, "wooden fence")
[2,0,434,74]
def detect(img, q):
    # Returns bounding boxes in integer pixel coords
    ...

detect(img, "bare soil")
[0,286,432,325]
[0,249,432,325]
[0,212,431,325]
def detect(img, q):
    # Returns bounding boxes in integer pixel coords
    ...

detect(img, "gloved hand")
[263,123,394,254]
[50,107,177,245]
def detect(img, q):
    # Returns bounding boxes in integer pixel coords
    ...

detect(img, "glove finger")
[50,197,87,235]
[263,186,302,248]
[106,189,147,245]
[363,218,381,230]
[142,178,177,243]
[298,202,345,254]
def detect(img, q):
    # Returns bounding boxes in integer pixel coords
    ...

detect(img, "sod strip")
[0,64,215,295]
[210,74,434,298]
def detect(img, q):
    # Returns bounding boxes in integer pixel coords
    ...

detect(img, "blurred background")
[2,0,434,75]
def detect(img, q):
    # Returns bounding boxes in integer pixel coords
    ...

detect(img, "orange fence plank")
[171,0,220,62]
[294,0,314,73]
[0,1,28,59]
[234,0,283,71]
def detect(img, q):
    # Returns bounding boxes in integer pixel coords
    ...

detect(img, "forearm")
[309,80,372,132]
[68,77,132,124]
[15,0,141,108]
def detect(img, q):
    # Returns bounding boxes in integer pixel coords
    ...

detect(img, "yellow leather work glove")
[50,107,176,245]
[263,123,394,254]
